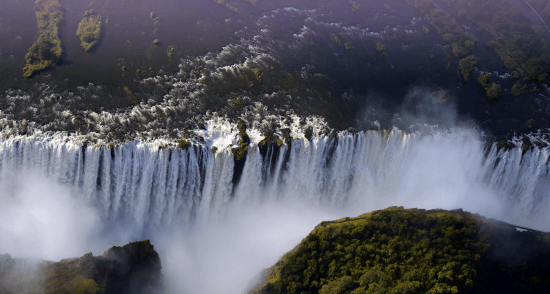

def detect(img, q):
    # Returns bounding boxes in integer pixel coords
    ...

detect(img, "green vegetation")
[498,140,510,150]
[511,83,527,97]
[76,10,102,52]
[252,68,263,82]
[232,118,250,161]
[241,71,256,87]
[253,207,487,294]
[167,45,175,60]
[477,74,502,101]
[422,26,430,34]
[23,0,63,78]
[177,139,192,150]
[406,0,475,58]
[258,130,283,154]
[44,267,101,294]
[281,128,292,145]
[1,239,162,294]
[244,0,258,6]
[431,88,451,102]
[133,239,155,260]
[440,0,550,83]
[374,40,387,56]
[330,33,353,50]
[458,55,478,82]
[349,0,361,12]
[330,33,341,46]
[252,207,550,294]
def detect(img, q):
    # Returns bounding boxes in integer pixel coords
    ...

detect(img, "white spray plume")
[0,89,548,294]
[0,170,101,261]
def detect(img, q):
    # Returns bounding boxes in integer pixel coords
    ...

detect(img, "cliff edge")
[250,207,550,294]
[0,239,162,294]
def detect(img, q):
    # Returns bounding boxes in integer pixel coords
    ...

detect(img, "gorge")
[2,0,550,293]
[1,122,549,293]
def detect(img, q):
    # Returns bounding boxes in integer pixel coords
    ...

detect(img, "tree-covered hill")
[0,240,162,294]
[251,207,550,294]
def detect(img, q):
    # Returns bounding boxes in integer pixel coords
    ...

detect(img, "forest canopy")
[23,0,63,78]
[252,207,550,294]
[77,10,102,52]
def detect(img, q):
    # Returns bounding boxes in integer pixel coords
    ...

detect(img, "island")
[76,10,102,52]
[23,0,63,78]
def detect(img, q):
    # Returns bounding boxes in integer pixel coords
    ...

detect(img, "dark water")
[0,0,549,136]
[0,0,241,93]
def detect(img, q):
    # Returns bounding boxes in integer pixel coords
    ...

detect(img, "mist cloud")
[0,170,101,261]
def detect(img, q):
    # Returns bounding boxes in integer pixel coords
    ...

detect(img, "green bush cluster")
[177,139,192,150]
[406,0,475,58]
[258,130,283,151]
[252,68,263,82]
[45,272,100,294]
[232,118,250,161]
[254,207,489,294]
[511,83,527,97]
[23,0,63,78]
[349,0,361,12]
[477,74,502,101]
[167,45,175,60]
[374,40,387,56]
[330,33,341,46]
[441,0,550,83]
[458,55,478,82]
[76,10,102,52]
[252,207,550,294]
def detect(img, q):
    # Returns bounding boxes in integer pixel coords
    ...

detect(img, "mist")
[0,90,546,293]
[155,127,508,294]
[0,170,102,261]
[157,201,344,294]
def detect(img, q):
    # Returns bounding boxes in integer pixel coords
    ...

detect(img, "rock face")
[251,207,550,294]
[0,239,162,294]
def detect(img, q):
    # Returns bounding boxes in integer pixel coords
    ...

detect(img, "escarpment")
[251,207,550,294]
[0,240,162,294]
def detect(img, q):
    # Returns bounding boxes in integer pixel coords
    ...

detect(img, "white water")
[0,128,549,293]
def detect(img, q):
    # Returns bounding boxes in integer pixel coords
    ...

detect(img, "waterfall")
[1,128,548,230]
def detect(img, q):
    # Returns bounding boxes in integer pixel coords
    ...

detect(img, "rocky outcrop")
[0,240,162,294]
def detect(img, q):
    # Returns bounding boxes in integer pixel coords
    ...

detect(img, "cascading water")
[0,127,548,229]
[1,125,549,293]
